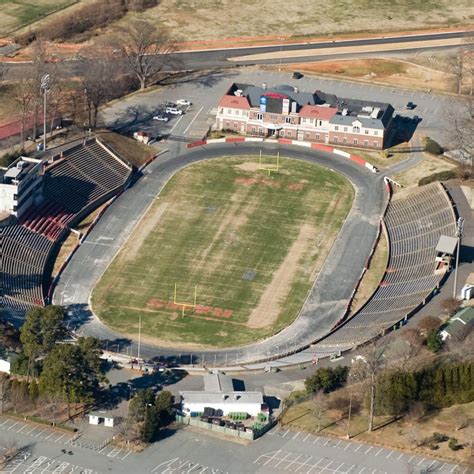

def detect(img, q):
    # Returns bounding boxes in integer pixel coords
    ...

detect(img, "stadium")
[0,131,458,367]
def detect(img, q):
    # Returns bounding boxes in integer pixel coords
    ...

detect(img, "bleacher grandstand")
[315,181,457,352]
[0,138,132,315]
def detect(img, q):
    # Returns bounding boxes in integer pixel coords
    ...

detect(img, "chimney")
[262,83,267,90]
[291,101,297,113]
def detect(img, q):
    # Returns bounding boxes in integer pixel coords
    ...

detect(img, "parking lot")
[100,67,468,151]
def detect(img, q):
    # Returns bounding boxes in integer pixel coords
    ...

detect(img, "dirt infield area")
[91,156,353,348]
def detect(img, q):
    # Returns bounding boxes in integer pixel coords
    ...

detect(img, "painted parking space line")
[385,451,394,459]
[396,453,404,461]
[295,455,312,473]
[44,431,55,440]
[323,439,331,446]
[121,450,132,461]
[407,455,415,463]
[274,452,293,468]
[354,444,363,452]
[281,429,290,438]
[303,433,311,442]
[374,448,384,456]
[313,436,320,444]
[26,425,38,435]
[0,418,9,427]
[55,434,65,443]
[344,442,352,450]
[292,432,300,440]
[417,457,426,466]
[16,423,29,433]
[364,446,372,455]
[183,106,204,135]
[52,461,70,473]
[7,421,20,430]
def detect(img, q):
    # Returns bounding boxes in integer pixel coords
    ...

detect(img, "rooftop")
[442,307,474,341]
[436,235,458,255]
[180,391,264,405]
[204,372,234,393]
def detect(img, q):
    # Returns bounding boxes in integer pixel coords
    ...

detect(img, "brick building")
[215,83,394,150]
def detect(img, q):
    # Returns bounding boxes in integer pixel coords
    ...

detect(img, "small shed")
[440,307,474,342]
[435,235,457,267]
[87,411,115,427]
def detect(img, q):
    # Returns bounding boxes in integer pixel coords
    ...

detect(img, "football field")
[91,156,353,348]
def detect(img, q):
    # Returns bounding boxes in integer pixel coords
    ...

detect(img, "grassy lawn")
[96,130,154,168]
[283,397,474,465]
[0,0,76,35]
[349,232,388,315]
[92,156,353,348]
[119,0,474,43]
[281,58,458,94]
[392,154,458,187]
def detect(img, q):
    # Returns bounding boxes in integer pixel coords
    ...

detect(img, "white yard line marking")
[183,106,204,135]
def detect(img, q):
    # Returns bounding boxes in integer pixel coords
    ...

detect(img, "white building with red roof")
[215,83,394,150]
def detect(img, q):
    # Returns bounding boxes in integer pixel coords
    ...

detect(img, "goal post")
[258,150,280,176]
[174,283,197,317]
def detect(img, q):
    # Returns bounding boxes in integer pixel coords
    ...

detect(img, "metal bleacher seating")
[315,182,457,350]
[1,138,132,312]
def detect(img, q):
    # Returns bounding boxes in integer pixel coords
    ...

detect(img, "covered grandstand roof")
[436,235,457,255]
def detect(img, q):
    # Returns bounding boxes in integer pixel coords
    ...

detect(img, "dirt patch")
[125,202,169,261]
[288,182,305,191]
[236,161,260,172]
[247,223,317,329]
[235,177,281,188]
[147,298,233,318]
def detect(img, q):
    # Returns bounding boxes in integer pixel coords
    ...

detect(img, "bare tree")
[441,298,462,316]
[14,79,34,150]
[313,390,326,433]
[352,342,386,432]
[79,49,120,128]
[110,19,176,90]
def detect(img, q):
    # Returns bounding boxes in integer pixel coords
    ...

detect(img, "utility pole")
[40,74,50,151]
[453,217,465,299]
[137,314,142,361]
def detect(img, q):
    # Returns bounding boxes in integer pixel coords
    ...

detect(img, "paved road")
[0,423,466,474]
[1,30,469,78]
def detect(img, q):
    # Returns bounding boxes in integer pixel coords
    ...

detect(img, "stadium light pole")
[137,314,142,361]
[452,217,465,299]
[40,74,50,151]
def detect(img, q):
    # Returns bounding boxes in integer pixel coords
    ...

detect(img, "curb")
[186,137,379,173]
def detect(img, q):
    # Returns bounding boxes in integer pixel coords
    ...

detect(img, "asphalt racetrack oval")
[53,142,386,365]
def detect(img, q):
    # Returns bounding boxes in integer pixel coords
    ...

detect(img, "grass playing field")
[0,0,76,35]
[91,156,353,349]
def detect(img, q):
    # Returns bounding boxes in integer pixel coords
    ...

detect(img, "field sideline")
[91,156,353,348]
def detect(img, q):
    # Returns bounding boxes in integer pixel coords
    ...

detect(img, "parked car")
[292,71,303,79]
[405,101,416,110]
[176,99,192,106]
[153,114,169,122]
[166,107,183,115]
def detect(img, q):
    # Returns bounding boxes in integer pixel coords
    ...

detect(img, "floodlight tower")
[40,74,50,151]
[452,216,464,299]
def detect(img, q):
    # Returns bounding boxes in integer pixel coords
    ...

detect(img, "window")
[343,137,347,144]
[352,126,360,133]
[285,117,292,124]
[364,140,368,146]
[318,120,322,126]
[334,126,339,131]
[353,138,358,145]
[333,137,338,143]
[257,113,263,120]
[316,133,320,140]
[234,122,238,129]
[252,127,256,133]
[374,130,378,136]
[225,122,230,128]
[287,130,292,137]
[305,132,310,139]
[242,111,248,117]
[373,141,378,147]
[302,117,306,124]
[258,127,263,134]
[365,130,369,135]
[343,127,348,132]
[235,109,239,116]
[227,109,232,114]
